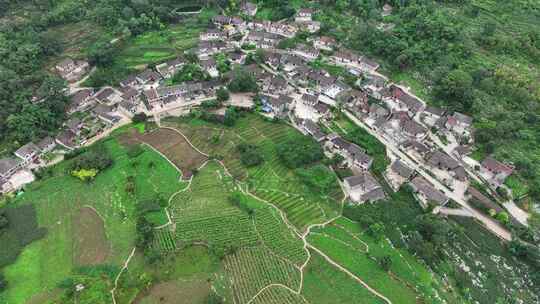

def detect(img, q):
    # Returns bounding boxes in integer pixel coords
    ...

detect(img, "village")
[0,2,526,241]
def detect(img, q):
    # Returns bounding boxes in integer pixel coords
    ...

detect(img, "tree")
[434,69,474,111]
[0,273,7,292]
[379,256,392,271]
[228,67,258,93]
[276,135,323,168]
[216,87,230,102]
[224,107,240,126]
[132,112,148,123]
[367,222,385,242]
[172,64,207,83]
[237,143,264,167]
[87,40,116,67]
[295,165,337,195]
[0,210,8,231]
[206,292,224,304]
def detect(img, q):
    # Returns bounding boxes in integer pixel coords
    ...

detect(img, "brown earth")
[120,128,208,179]
[72,206,110,265]
[135,280,211,304]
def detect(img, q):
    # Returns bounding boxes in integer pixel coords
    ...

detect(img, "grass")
[302,251,386,304]
[0,128,186,304]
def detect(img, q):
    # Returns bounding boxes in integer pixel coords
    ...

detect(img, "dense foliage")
[172,63,208,84]
[295,164,337,195]
[227,67,259,93]
[237,143,264,167]
[276,134,324,168]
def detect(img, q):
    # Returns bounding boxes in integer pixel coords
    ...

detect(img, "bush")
[132,113,148,123]
[276,134,323,168]
[295,165,337,195]
[216,87,230,102]
[237,143,264,167]
[228,192,255,216]
[0,273,6,292]
[228,67,258,93]
[70,145,113,173]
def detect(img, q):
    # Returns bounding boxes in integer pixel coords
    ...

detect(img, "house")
[37,137,56,153]
[326,135,373,170]
[384,160,414,191]
[301,93,319,106]
[422,106,446,127]
[322,80,350,99]
[426,151,468,182]
[361,74,387,99]
[119,75,139,88]
[198,40,230,58]
[229,51,247,65]
[120,86,140,102]
[241,1,257,16]
[281,54,305,72]
[297,20,321,33]
[119,100,139,117]
[0,178,13,194]
[143,88,160,105]
[300,119,326,142]
[136,69,161,86]
[400,118,428,140]
[0,158,21,180]
[344,173,386,203]
[262,52,282,69]
[314,102,331,118]
[14,143,41,165]
[382,3,393,16]
[92,104,120,125]
[401,140,430,158]
[293,44,320,61]
[312,36,336,51]
[95,88,122,105]
[390,85,425,117]
[199,29,225,41]
[55,130,78,150]
[445,112,473,137]
[266,76,290,95]
[358,57,380,72]
[409,176,449,207]
[261,94,292,117]
[295,8,314,22]
[213,15,231,27]
[55,58,90,82]
[452,145,472,159]
[480,157,514,188]
[200,58,219,78]
[65,118,83,135]
[156,58,185,78]
[68,89,95,114]
[332,50,360,64]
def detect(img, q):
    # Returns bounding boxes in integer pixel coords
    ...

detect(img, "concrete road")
[344,110,512,241]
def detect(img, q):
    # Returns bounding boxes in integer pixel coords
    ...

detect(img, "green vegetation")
[228,66,259,93]
[237,143,264,167]
[0,128,185,304]
[276,134,324,169]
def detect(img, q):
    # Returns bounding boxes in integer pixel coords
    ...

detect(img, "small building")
[445,112,473,137]
[241,1,258,16]
[119,75,139,88]
[37,137,57,153]
[136,69,162,86]
[68,89,95,114]
[426,151,468,182]
[55,130,78,150]
[120,86,140,102]
[14,143,41,165]
[0,158,22,180]
[326,135,372,170]
[300,119,326,142]
[358,57,380,72]
[65,118,83,135]
[295,8,314,22]
[389,84,425,117]
[55,58,90,82]
[293,44,320,61]
[261,94,292,117]
[332,50,360,64]
[409,176,449,208]
[156,58,185,78]
[301,93,319,106]
[200,58,219,78]
[314,102,331,118]
[312,36,336,51]
[401,140,430,158]
[480,157,514,188]
[344,173,386,204]
[400,118,428,140]
[95,88,122,105]
[422,106,446,127]
[384,160,414,191]
[200,29,225,41]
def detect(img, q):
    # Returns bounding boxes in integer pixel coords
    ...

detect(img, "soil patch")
[120,128,208,178]
[72,206,110,265]
[135,280,211,304]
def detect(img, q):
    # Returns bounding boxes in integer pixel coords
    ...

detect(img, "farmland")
[0,127,186,304]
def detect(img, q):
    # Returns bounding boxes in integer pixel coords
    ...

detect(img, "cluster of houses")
[3,3,516,210]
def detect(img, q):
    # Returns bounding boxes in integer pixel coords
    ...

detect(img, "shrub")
[71,168,99,182]
[132,113,148,123]
[295,165,337,195]
[237,143,264,167]
[276,134,323,168]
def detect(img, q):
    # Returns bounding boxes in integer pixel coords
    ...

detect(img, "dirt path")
[110,247,136,304]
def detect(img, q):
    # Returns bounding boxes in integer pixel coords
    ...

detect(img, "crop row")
[251,286,307,304]
[223,246,301,304]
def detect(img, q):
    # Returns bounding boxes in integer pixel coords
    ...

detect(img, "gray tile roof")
[391,160,414,179]
[410,176,448,205]
[0,158,21,177]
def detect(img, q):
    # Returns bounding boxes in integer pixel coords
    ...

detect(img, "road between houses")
[343,110,512,241]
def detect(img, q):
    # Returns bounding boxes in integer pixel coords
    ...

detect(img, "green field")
[164,114,343,231]
[0,130,186,304]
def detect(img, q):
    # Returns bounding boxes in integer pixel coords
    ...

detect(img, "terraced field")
[163,114,342,231]
[251,286,308,304]
[221,246,301,304]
